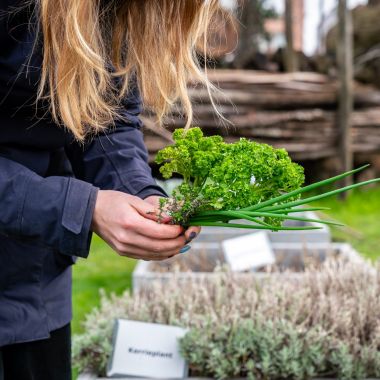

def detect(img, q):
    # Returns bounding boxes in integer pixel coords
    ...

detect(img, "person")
[0,0,221,378]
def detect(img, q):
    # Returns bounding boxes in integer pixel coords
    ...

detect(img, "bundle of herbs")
[156,127,380,230]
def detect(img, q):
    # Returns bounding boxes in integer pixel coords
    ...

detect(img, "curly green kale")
[155,127,305,226]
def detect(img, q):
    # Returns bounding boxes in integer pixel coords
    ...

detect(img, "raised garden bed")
[75,261,379,380]
[132,242,363,293]
[78,376,379,380]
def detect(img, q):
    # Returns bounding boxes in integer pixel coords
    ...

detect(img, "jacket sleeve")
[0,156,98,258]
[65,78,168,200]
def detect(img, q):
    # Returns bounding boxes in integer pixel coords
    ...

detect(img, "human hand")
[144,195,201,245]
[91,190,188,260]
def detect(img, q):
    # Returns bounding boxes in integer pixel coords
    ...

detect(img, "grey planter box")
[132,242,364,293]
[78,374,379,380]
[195,211,331,244]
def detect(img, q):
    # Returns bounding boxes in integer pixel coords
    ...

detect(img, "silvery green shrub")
[73,261,380,379]
[180,318,380,379]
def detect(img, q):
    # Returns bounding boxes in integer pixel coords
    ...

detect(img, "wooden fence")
[142,70,380,176]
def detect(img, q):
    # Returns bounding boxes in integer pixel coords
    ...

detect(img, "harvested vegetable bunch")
[156,127,380,231]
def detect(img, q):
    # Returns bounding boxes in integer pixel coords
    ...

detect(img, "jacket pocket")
[0,234,50,346]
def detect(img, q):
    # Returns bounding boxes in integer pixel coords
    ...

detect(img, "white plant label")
[107,319,188,379]
[222,231,275,271]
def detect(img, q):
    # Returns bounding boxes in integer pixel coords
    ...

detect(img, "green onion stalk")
[187,165,380,231]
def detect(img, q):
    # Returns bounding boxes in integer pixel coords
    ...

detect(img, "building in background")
[221,0,367,56]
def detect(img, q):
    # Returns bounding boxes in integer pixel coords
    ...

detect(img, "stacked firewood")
[142,70,380,165]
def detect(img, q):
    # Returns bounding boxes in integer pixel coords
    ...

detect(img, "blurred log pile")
[142,70,380,178]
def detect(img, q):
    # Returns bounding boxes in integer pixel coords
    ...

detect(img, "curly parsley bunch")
[156,127,379,231]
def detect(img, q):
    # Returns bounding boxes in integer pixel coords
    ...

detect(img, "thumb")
[129,196,171,223]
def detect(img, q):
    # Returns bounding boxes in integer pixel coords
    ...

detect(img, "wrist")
[90,189,103,233]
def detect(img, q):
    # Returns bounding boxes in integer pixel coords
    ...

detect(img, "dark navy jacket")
[0,0,166,346]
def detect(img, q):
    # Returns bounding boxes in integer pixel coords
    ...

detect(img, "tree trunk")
[317,0,325,54]
[233,0,261,69]
[337,0,354,190]
[284,0,298,72]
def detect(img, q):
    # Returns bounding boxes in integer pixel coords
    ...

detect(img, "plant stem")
[242,165,369,212]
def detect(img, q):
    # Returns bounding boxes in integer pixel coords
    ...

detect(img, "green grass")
[72,234,137,335]
[314,185,380,261]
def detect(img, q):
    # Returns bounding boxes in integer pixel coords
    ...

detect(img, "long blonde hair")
[35,0,223,142]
